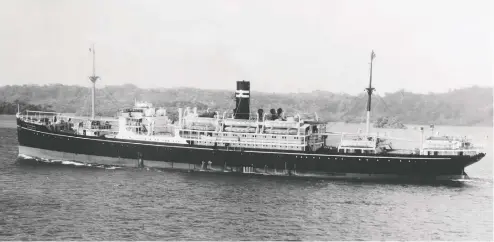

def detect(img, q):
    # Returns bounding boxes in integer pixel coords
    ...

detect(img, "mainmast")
[89,44,99,119]
[365,50,376,135]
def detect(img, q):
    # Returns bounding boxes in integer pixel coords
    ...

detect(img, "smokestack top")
[236,80,250,91]
[235,80,250,99]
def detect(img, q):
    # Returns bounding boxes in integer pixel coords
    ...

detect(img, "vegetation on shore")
[0,84,492,126]
[0,100,54,114]
[373,116,407,129]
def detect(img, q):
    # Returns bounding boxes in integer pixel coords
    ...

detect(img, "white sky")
[0,0,492,95]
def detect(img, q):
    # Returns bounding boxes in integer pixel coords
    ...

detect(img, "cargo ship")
[16,49,486,180]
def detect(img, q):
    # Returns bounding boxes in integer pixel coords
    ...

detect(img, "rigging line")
[360,107,367,125]
[226,93,235,117]
[100,85,122,110]
[86,86,93,117]
[340,91,367,123]
[79,87,89,118]
[325,121,339,130]
[234,95,242,117]
[231,90,246,118]
[374,93,381,111]
[374,90,390,113]
[103,85,124,107]
[82,87,92,118]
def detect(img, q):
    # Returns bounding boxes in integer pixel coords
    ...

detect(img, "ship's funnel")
[234,80,250,119]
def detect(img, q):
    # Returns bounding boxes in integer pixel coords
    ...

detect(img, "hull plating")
[16,119,484,181]
[17,146,466,181]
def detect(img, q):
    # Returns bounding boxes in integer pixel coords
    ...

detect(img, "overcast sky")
[0,0,492,95]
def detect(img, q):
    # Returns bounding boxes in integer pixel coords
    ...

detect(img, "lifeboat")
[224,127,256,133]
[184,117,218,126]
[263,120,299,129]
[155,108,167,116]
[423,136,463,150]
[183,117,219,131]
[143,108,156,117]
[223,119,258,127]
[190,126,216,131]
[264,128,298,135]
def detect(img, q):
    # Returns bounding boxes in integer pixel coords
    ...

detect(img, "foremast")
[365,50,376,135]
[89,44,99,120]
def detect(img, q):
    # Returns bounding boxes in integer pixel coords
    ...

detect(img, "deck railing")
[19,110,118,123]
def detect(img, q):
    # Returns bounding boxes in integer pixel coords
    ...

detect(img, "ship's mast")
[365,50,376,135]
[89,44,99,119]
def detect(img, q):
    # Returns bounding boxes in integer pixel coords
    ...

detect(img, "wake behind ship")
[15,50,486,181]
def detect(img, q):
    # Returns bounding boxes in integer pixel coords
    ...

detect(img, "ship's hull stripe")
[19,126,451,160]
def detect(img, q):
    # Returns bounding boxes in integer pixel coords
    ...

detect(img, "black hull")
[16,119,485,180]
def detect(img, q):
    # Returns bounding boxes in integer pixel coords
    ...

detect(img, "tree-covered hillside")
[0,84,492,126]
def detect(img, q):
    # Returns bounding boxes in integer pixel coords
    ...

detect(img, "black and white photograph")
[0,0,492,240]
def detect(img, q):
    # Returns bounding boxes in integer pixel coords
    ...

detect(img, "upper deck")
[420,135,483,156]
[17,110,118,136]
[176,107,326,152]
